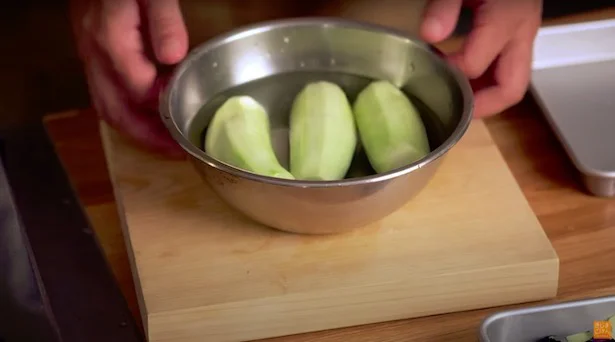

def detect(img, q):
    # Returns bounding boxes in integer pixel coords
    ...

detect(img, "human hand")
[70,0,188,158]
[419,0,543,118]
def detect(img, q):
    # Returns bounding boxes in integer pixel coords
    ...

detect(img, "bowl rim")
[160,16,474,188]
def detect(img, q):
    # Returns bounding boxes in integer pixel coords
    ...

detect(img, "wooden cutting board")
[100,119,559,342]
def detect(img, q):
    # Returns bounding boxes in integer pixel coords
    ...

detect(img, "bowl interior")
[165,18,471,180]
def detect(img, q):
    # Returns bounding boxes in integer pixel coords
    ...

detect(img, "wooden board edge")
[458,120,559,264]
[43,109,83,124]
[145,258,559,342]
[99,121,150,337]
[479,118,560,262]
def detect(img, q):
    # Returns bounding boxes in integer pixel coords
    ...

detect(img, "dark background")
[0,0,613,129]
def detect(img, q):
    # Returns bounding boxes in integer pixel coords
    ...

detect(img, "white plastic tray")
[530,19,615,197]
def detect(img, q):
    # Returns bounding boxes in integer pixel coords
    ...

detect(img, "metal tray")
[530,19,615,197]
[479,295,615,341]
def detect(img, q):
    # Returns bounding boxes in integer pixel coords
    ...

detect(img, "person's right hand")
[70,0,189,158]
[420,0,542,118]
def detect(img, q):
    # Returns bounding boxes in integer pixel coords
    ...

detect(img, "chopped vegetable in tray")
[536,314,614,342]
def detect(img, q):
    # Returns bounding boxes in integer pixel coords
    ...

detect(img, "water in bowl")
[188,71,448,179]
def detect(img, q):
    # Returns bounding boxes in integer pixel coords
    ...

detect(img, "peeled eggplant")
[205,96,294,179]
[352,80,430,174]
[289,81,358,181]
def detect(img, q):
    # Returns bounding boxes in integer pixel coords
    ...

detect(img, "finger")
[472,31,534,117]
[420,0,463,43]
[146,0,188,65]
[99,0,157,102]
[118,104,186,160]
[449,2,515,79]
[143,71,173,112]
[86,54,185,158]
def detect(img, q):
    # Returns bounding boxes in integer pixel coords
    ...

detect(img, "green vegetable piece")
[564,331,592,342]
[289,81,358,180]
[353,80,431,174]
[205,96,294,180]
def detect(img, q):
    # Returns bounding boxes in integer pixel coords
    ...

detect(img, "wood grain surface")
[97,115,558,342]
[42,7,615,342]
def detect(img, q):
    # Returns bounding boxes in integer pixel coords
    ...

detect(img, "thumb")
[147,0,188,65]
[420,0,463,43]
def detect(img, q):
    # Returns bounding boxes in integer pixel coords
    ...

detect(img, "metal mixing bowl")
[160,17,474,234]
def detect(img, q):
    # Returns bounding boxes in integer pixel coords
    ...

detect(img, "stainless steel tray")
[530,19,615,197]
[479,295,615,341]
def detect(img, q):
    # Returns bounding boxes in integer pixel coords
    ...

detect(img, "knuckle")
[503,83,527,105]
[152,17,182,41]
[94,22,123,58]
[459,55,487,79]
[149,1,185,40]
[91,17,112,48]
[80,4,106,45]
[463,60,486,79]
[156,27,179,43]
[94,29,110,49]
[466,66,485,80]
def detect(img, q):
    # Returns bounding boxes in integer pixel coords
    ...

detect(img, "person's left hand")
[419,0,543,118]
[70,0,189,158]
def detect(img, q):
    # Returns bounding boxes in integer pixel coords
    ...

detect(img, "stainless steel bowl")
[160,17,474,234]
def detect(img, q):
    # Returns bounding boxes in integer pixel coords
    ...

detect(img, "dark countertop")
[0,139,60,342]
[0,126,143,342]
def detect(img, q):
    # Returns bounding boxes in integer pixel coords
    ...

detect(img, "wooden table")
[44,8,615,341]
